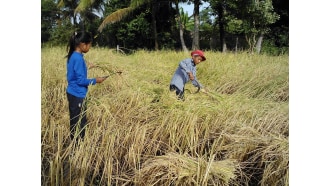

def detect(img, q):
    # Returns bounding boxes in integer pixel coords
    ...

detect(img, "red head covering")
[191,50,206,61]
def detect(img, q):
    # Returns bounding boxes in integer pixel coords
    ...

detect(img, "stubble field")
[41,46,289,186]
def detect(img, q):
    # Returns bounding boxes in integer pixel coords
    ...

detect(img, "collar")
[191,59,196,67]
[74,51,84,56]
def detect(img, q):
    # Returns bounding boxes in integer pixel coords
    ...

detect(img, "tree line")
[41,0,288,55]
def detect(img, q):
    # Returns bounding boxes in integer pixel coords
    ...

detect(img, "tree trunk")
[235,37,238,53]
[192,0,200,50]
[245,33,256,54]
[223,41,227,52]
[152,0,159,50]
[175,1,188,52]
[218,2,225,52]
[255,34,264,54]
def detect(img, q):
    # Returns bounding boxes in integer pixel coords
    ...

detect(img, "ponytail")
[66,31,93,60]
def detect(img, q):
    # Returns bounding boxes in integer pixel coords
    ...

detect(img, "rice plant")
[41,47,288,186]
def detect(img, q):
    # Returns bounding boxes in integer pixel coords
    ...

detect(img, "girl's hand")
[87,61,96,69]
[96,77,107,83]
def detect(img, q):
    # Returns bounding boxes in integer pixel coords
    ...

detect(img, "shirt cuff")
[91,78,97,85]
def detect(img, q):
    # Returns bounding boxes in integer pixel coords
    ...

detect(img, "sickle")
[194,86,200,94]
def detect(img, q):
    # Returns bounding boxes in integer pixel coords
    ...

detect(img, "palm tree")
[57,0,80,25]
[58,0,104,29]
[98,0,194,51]
[73,0,202,51]
[97,0,161,50]
[76,0,105,30]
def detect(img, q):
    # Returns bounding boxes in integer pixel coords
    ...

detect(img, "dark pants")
[67,92,87,141]
[169,84,184,100]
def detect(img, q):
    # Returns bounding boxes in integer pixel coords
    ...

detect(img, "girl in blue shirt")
[170,50,206,100]
[66,31,107,142]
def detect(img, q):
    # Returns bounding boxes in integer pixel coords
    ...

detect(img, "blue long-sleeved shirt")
[66,52,96,98]
[170,58,203,91]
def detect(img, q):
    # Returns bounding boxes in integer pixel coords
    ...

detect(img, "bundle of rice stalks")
[259,137,289,186]
[221,128,289,186]
[135,152,237,186]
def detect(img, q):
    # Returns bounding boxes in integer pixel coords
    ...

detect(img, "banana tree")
[174,2,189,52]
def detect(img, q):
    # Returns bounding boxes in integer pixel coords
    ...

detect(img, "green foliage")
[41,0,288,54]
[116,12,152,49]
[209,0,283,53]
[75,0,105,14]
[226,16,244,34]
[48,19,75,46]
[178,7,194,31]
[97,0,148,32]
[246,0,280,32]
[268,0,288,50]
[260,39,288,55]
[158,32,176,49]
[197,8,214,49]
[41,0,59,43]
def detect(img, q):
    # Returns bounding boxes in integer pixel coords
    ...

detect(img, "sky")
[2,1,330,185]
[180,2,210,17]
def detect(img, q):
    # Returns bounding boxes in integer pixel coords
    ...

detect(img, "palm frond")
[57,0,65,8]
[75,0,92,14]
[130,0,150,9]
[98,7,134,32]
[97,0,150,32]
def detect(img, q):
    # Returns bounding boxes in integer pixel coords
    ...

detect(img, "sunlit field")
[41,46,288,186]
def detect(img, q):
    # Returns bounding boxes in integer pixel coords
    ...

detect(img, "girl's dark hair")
[66,31,93,60]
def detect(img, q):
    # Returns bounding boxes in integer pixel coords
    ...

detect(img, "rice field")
[41,46,289,186]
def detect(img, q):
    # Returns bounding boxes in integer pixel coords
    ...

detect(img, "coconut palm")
[97,0,161,49]
[57,0,80,25]
[58,0,104,29]
[98,0,194,51]
[75,0,105,30]
[71,0,202,51]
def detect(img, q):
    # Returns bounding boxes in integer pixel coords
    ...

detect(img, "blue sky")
[94,2,210,18]
[180,2,210,17]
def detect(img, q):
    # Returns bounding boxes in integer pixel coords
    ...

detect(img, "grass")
[41,46,288,186]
